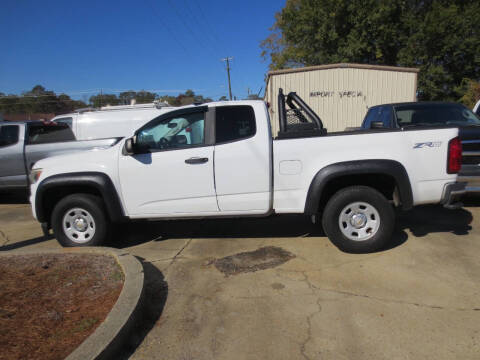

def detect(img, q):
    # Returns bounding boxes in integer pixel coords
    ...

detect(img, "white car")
[50,102,174,140]
[29,90,465,253]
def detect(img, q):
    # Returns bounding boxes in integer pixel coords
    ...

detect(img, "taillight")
[447,137,462,174]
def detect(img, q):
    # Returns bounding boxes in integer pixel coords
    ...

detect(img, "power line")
[163,0,219,56]
[144,0,192,57]
[0,88,207,100]
[190,0,226,52]
[180,0,223,55]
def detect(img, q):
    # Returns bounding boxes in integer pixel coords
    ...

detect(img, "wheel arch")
[304,160,413,214]
[35,172,125,224]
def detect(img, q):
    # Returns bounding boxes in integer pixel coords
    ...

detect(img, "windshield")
[395,103,480,127]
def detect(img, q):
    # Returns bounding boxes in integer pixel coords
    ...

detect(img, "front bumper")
[441,182,467,209]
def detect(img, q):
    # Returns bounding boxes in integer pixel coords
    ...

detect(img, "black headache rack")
[277,88,327,139]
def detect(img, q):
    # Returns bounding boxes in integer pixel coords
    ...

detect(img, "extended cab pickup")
[360,102,480,193]
[30,91,465,253]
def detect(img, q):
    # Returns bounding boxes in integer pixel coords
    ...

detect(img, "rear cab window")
[362,107,380,128]
[215,105,256,143]
[27,122,76,145]
[0,125,20,147]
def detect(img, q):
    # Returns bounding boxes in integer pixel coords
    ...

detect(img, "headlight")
[29,168,43,184]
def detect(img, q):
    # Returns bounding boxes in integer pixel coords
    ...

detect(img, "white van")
[51,102,175,140]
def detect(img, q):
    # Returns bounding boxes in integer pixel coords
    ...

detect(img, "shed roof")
[267,63,420,77]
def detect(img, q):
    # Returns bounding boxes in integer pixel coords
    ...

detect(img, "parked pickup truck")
[360,102,480,193]
[29,90,465,253]
[0,121,120,190]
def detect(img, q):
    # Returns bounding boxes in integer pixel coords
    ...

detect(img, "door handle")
[185,157,209,164]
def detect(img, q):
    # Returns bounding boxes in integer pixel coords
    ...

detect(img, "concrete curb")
[0,247,145,360]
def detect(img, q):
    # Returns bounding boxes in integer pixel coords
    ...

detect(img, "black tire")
[322,186,395,253]
[51,193,109,247]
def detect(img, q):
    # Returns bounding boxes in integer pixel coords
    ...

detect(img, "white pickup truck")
[29,90,466,253]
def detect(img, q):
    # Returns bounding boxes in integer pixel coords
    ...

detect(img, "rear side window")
[215,105,256,143]
[54,117,73,128]
[27,123,76,145]
[0,125,19,147]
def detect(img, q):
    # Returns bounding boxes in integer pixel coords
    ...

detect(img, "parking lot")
[1,193,479,360]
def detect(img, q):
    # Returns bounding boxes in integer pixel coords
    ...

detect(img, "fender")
[304,159,413,214]
[35,172,125,223]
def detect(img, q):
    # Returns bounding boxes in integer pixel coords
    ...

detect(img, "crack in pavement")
[300,296,322,360]
[166,238,193,270]
[274,268,480,312]
[314,287,480,312]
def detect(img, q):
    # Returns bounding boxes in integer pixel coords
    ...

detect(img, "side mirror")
[123,137,135,155]
[371,121,384,129]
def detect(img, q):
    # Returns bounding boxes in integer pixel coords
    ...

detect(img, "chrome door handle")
[185,157,209,164]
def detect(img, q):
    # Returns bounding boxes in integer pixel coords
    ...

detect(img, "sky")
[0,0,285,102]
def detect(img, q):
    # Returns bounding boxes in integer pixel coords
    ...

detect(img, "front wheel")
[322,186,395,253]
[51,194,109,247]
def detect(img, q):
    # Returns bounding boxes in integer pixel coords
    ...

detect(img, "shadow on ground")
[0,236,52,251]
[397,205,473,237]
[112,214,323,249]
[111,205,473,253]
[118,258,168,359]
[462,194,480,207]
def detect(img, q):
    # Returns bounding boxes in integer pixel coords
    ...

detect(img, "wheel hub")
[73,217,87,232]
[350,213,367,229]
[62,208,96,244]
[338,202,380,242]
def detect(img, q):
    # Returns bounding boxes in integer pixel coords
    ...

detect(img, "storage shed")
[264,63,419,135]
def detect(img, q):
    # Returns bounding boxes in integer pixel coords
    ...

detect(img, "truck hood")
[33,140,123,173]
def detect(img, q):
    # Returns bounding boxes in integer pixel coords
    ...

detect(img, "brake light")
[447,137,462,174]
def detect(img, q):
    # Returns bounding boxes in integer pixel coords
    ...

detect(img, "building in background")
[2,113,55,122]
[265,63,419,135]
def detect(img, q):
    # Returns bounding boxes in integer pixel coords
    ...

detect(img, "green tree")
[89,94,120,108]
[458,79,480,109]
[119,90,157,104]
[0,85,87,115]
[261,0,480,101]
[118,91,137,105]
[135,91,157,104]
[159,90,212,106]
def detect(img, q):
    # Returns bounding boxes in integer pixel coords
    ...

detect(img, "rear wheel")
[322,186,395,253]
[51,194,109,247]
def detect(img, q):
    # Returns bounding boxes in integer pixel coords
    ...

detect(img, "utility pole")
[221,57,233,100]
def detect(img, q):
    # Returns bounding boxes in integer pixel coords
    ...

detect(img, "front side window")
[215,105,256,143]
[137,112,205,151]
[0,125,19,147]
[27,123,76,145]
[396,104,480,127]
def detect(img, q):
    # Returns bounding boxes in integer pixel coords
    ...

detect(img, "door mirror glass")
[123,137,136,155]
